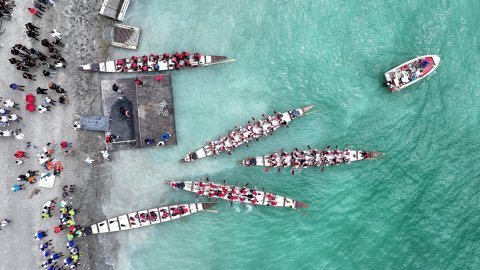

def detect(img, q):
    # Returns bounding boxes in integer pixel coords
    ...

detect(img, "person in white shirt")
[51,29,62,39]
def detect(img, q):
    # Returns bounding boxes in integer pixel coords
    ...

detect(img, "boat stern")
[294,201,309,209]
[201,202,218,210]
[211,55,228,63]
[368,151,384,159]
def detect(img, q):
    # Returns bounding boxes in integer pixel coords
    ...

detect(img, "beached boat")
[80,52,234,72]
[166,180,308,209]
[384,55,441,92]
[83,202,217,235]
[240,146,383,174]
[180,105,315,162]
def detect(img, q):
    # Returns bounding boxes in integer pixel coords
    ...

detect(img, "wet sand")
[0,1,118,269]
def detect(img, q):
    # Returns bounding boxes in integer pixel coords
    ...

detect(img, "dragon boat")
[180,105,315,163]
[80,52,234,72]
[166,180,308,209]
[240,146,384,174]
[83,202,217,235]
[384,55,441,92]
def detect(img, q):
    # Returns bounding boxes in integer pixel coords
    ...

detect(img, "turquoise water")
[105,1,480,269]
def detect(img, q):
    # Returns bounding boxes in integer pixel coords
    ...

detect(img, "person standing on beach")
[33,1,46,12]
[43,69,55,77]
[100,150,110,160]
[59,94,68,104]
[37,87,48,95]
[15,151,27,158]
[11,184,25,192]
[73,122,81,130]
[38,104,51,113]
[51,29,62,39]
[14,44,31,55]
[34,230,47,240]
[39,240,53,251]
[25,22,40,32]
[28,7,43,18]
[26,29,40,40]
[9,83,25,91]
[3,99,20,110]
[85,157,96,164]
[41,39,52,48]
[23,72,36,81]
[48,81,60,90]
[44,96,56,106]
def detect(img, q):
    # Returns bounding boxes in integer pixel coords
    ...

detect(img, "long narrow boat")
[240,146,383,174]
[180,105,315,163]
[384,55,441,92]
[165,180,308,209]
[80,52,234,72]
[83,202,217,235]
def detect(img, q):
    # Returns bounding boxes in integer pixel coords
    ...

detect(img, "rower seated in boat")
[171,208,181,216]
[149,211,158,221]
[160,209,169,219]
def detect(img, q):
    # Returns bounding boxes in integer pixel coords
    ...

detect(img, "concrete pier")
[100,74,177,151]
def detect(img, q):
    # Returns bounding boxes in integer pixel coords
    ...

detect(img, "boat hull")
[241,148,383,170]
[83,202,216,235]
[180,105,315,162]
[81,54,232,73]
[166,180,308,209]
[384,55,441,92]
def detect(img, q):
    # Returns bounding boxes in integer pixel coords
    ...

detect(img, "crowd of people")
[36,199,83,269]
[114,52,203,72]
[183,110,293,162]
[0,1,95,269]
[0,0,15,21]
[123,205,188,227]
[10,140,71,192]
[170,181,281,207]
[385,57,433,92]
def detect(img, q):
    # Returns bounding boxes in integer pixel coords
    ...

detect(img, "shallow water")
[104,0,480,269]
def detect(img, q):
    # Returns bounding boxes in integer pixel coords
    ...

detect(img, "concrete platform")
[100,74,177,151]
[111,24,140,50]
[99,0,130,21]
